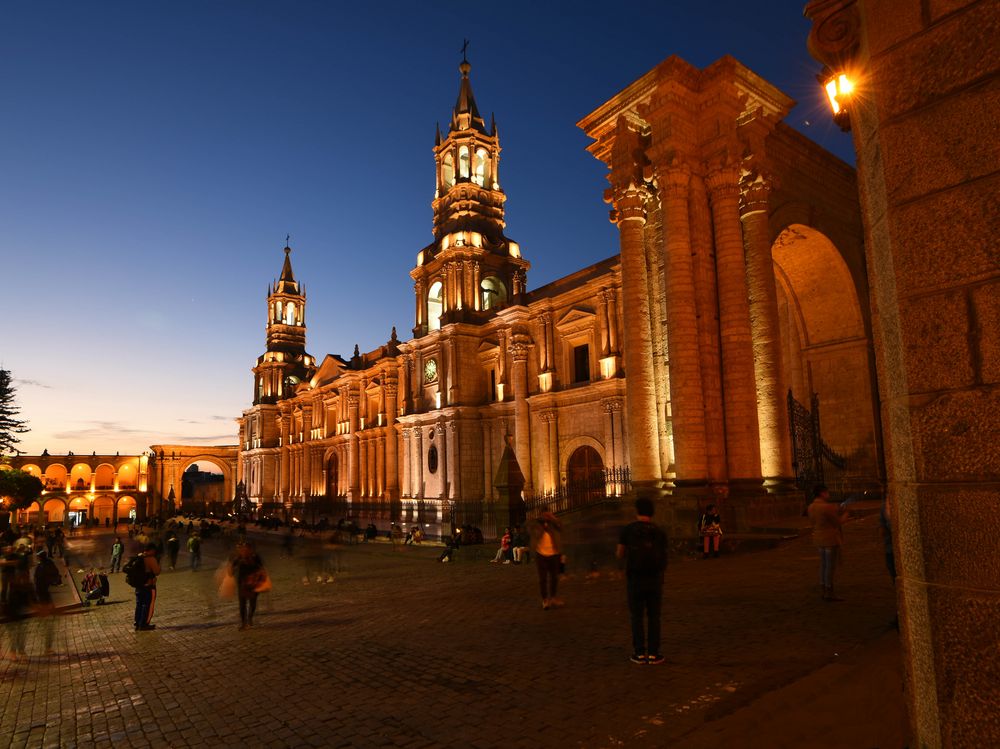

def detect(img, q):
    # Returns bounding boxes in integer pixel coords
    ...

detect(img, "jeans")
[819,546,840,587]
[239,594,258,625]
[190,552,201,571]
[110,554,122,573]
[536,553,560,599]
[627,576,663,656]
[134,586,156,627]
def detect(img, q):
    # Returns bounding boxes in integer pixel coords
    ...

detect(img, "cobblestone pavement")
[0,516,902,748]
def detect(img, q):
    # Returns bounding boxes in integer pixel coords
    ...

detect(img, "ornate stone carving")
[508,340,530,362]
[739,171,774,217]
[804,0,861,69]
[658,165,691,199]
[705,166,742,203]
[606,183,652,225]
[602,398,623,414]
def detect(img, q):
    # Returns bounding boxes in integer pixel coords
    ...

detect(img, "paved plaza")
[1,517,905,748]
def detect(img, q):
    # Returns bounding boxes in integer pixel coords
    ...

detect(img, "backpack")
[123,556,148,588]
[626,522,667,575]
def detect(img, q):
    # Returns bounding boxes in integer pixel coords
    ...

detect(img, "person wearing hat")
[134,543,161,631]
[529,512,563,609]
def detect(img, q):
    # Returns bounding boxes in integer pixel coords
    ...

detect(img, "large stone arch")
[559,435,606,484]
[771,223,880,485]
[149,445,238,516]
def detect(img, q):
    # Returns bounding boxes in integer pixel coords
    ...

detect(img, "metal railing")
[524,466,632,515]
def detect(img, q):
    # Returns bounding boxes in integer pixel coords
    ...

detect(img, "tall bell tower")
[411,56,530,335]
[252,244,315,404]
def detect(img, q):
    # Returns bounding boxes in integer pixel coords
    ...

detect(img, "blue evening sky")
[0,1,853,455]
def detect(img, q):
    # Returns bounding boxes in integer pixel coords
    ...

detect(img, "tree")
[0,369,30,455]
[0,468,43,510]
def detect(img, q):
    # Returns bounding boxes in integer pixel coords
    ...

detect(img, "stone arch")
[43,497,66,523]
[92,495,115,525]
[93,463,114,490]
[43,463,67,491]
[427,280,444,331]
[178,457,229,513]
[116,495,137,521]
[560,436,606,481]
[19,464,42,478]
[70,462,92,491]
[325,452,340,498]
[114,459,141,490]
[771,223,879,483]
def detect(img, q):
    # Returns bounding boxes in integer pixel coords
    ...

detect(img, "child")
[699,504,723,558]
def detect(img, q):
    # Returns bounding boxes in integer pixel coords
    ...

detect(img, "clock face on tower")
[424,358,438,383]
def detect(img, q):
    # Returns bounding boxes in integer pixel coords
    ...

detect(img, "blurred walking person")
[187,533,202,571]
[529,512,563,609]
[808,485,850,602]
[231,542,266,630]
[617,496,668,665]
[33,550,63,655]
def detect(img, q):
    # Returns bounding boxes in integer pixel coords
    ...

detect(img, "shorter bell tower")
[252,244,315,404]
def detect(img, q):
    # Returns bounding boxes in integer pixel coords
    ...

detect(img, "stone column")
[603,399,625,469]
[537,312,551,371]
[658,169,708,481]
[447,421,460,501]
[689,173,727,482]
[597,290,611,357]
[347,393,360,501]
[539,411,559,492]
[279,416,291,502]
[302,413,312,497]
[740,174,793,480]
[384,381,399,499]
[509,337,534,495]
[472,261,481,311]
[706,166,762,482]
[414,279,425,332]
[609,183,662,486]
[414,427,424,500]
[482,419,493,502]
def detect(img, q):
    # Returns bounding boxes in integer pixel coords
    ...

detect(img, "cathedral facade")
[237,55,882,536]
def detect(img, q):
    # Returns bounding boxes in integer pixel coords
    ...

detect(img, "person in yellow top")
[529,512,563,609]
[807,485,850,602]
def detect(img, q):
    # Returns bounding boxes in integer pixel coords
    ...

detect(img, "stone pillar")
[659,168,708,482]
[806,2,1000,745]
[414,280,425,332]
[606,289,619,355]
[414,427,424,500]
[706,166,762,482]
[384,381,399,499]
[689,173,727,482]
[741,174,793,480]
[348,393,360,501]
[509,337,534,495]
[482,419,493,502]
[597,290,611,357]
[447,421,459,501]
[538,312,551,371]
[541,411,559,492]
[472,261,481,311]
[609,183,662,486]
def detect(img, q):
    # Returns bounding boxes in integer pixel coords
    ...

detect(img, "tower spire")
[451,50,487,134]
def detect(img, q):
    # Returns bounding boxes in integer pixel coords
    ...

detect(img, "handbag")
[253,569,272,593]
[218,571,236,600]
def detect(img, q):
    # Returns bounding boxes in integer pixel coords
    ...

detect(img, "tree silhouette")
[0,369,30,455]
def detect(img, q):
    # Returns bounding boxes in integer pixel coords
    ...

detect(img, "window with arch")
[284,301,297,325]
[472,148,489,186]
[480,276,507,311]
[427,445,438,474]
[427,281,444,331]
[458,146,470,179]
[442,152,455,189]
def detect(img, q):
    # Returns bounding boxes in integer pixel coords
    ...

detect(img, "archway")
[566,446,605,510]
[92,496,115,526]
[43,464,67,492]
[94,463,115,490]
[116,460,139,490]
[427,281,444,331]
[117,496,137,522]
[70,463,92,491]
[43,498,66,524]
[67,496,89,527]
[180,460,227,515]
[19,501,42,526]
[771,223,879,488]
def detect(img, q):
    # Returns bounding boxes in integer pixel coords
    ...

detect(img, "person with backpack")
[125,544,160,631]
[616,495,668,665]
[187,533,202,571]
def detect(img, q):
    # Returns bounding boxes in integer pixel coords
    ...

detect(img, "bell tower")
[411,56,530,336]
[252,244,314,404]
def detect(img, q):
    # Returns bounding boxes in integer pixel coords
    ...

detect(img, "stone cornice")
[804,0,862,70]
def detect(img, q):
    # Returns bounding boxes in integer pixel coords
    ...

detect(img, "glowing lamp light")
[822,71,854,131]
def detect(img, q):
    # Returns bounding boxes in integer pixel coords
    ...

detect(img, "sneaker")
[647,654,665,665]
[630,653,647,664]
[136,624,156,631]
[549,597,565,608]
[542,599,550,610]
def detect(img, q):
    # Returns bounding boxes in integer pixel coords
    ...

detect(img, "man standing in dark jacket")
[34,550,63,654]
[616,496,668,665]
[134,544,161,631]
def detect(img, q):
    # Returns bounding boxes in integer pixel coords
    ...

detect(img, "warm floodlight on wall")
[821,70,854,131]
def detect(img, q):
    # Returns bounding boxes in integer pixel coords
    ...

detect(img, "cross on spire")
[461,39,470,63]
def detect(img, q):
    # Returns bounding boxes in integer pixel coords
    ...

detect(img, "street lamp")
[821,69,855,131]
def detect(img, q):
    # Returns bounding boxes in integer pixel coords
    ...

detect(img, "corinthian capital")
[508,334,532,362]
[659,166,690,199]
[604,183,652,226]
[805,0,861,69]
[705,166,742,203]
[739,172,774,218]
